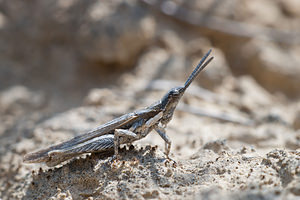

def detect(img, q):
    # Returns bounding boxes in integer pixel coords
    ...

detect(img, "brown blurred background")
[0,0,299,112]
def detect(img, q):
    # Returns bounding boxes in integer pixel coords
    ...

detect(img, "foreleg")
[155,124,171,158]
[113,112,163,160]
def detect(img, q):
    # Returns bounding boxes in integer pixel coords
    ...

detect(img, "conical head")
[160,49,214,125]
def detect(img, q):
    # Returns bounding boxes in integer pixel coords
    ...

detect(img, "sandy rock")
[1,84,299,199]
[228,124,300,151]
[22,142,299,200]
[7,87,296,199]
[49,188,73,200]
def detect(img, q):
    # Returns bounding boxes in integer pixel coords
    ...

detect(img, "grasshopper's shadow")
[23,150,113,199]
[23,146,166,199]
[95,146,168,198]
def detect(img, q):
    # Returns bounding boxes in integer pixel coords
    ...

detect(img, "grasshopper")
[23,50,214,167]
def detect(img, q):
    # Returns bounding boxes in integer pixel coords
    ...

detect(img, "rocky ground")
[0,0,299,199]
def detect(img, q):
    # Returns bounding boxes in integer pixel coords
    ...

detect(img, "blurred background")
[0,0,300,199]
[0,0,299,112]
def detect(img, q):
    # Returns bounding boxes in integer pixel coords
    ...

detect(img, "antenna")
[184,49,213,89]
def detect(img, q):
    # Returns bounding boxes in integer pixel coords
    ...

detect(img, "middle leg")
[114,129,138,159]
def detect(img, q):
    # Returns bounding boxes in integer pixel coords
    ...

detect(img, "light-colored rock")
[241,40,300,97]
[292,103,300,130]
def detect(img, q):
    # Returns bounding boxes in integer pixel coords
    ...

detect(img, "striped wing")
[45,135,115,167]
[23,112,138,164]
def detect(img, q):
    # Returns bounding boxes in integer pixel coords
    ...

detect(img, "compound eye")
[171,89,179,95]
